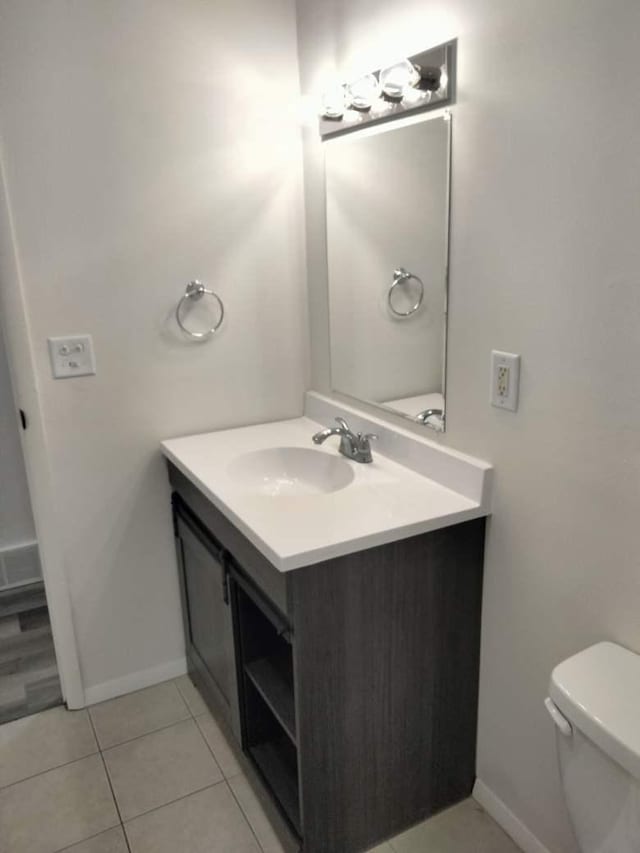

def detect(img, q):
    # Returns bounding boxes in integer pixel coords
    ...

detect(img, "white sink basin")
[161,407,491,571]
[227,447,355,497]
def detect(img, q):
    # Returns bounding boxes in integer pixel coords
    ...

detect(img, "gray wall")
[296,2,640,852]
[0,0,307,696]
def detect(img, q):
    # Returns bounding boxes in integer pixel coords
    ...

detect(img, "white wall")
[0,0,307,697]
[0,321,35,549]
[296,2,640,852]
[326,116,447,404]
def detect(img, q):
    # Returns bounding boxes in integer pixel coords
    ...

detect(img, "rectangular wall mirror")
[325,112,451,430]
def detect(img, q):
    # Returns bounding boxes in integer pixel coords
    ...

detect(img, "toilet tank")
[548,642,640,853]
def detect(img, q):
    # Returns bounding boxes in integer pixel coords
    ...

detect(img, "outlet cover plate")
[491,350,520,411]
[48,335,96,379]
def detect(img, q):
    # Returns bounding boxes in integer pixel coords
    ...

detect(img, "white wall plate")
[47,335,96,379]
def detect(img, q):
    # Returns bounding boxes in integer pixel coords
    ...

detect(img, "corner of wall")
[473,780,555,853]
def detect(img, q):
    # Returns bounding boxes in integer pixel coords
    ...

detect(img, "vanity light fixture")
[320,39,456,140]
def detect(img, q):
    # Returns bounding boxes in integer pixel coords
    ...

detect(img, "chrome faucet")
[312,417,377,463]
[415,408,444,429]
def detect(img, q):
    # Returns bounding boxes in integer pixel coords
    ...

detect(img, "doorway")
[0,323,63,723]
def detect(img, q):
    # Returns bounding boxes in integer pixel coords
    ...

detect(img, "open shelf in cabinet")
[245,680,301,835]
[232,568,301,836]
[244,648,296,744]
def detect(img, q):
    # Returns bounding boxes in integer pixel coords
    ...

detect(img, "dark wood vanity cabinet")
[169,463,486,853]
[173,502,240,738]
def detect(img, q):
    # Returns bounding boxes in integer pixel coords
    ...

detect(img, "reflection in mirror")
[325,113,451,430]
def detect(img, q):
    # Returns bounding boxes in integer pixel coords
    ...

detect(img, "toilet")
[546,642,640,853]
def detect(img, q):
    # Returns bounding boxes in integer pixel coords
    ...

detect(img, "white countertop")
[161,414,491,572]
[383,392,444,418]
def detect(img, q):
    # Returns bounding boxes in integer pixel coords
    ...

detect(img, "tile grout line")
[173,676,199,719]
[2,684,290,853]
[87,708,133,853]
[176,678,256,795]
[85,677,203,754]
[192,711,237,780]
[179,677,269,852]
[92,680,230,833]
[52,825,126,853]
[225,777,269,853]
[0,678,246,849]
[1,699,194,793]
[89,714,192,753]
[82,678,189,740]
[88,679,191,748]
[0,747,99,790]
[121,780,227,826]
[88,679,235,847]
[174,676,220,724]
[184,700,228,780]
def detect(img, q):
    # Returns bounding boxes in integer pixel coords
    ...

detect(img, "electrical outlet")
[491,351,520,411]
[497,365,509,397]
[48,335,96,379]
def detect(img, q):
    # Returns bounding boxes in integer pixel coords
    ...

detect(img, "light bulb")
[347,73,381,112]
[321,84,347,120]
[380,59,420,101]
[437,64,449,96]
[403,87,430,106]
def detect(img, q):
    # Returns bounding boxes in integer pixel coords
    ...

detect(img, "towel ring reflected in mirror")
[176,281,225,339]
[387,268,425,318]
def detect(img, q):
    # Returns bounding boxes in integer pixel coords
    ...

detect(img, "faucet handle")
[357,432,378,450]
[354,431,377,463]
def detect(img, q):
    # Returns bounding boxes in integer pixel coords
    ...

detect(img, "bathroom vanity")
[159,41,487,853]
[162,398,491,853]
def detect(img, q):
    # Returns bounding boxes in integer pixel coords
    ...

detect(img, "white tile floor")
[0,675,522,853]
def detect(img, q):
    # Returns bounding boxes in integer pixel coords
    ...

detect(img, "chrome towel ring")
[175,281,224,339]
[387,268,424,318]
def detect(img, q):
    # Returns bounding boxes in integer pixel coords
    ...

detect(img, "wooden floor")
[0,582,63,725]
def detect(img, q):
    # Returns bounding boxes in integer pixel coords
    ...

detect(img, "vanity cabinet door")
[173,498,238,730]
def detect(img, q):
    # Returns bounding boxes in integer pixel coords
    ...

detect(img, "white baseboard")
[0,538,38,554]
[83,657,187,706]
[473,778,553,853]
